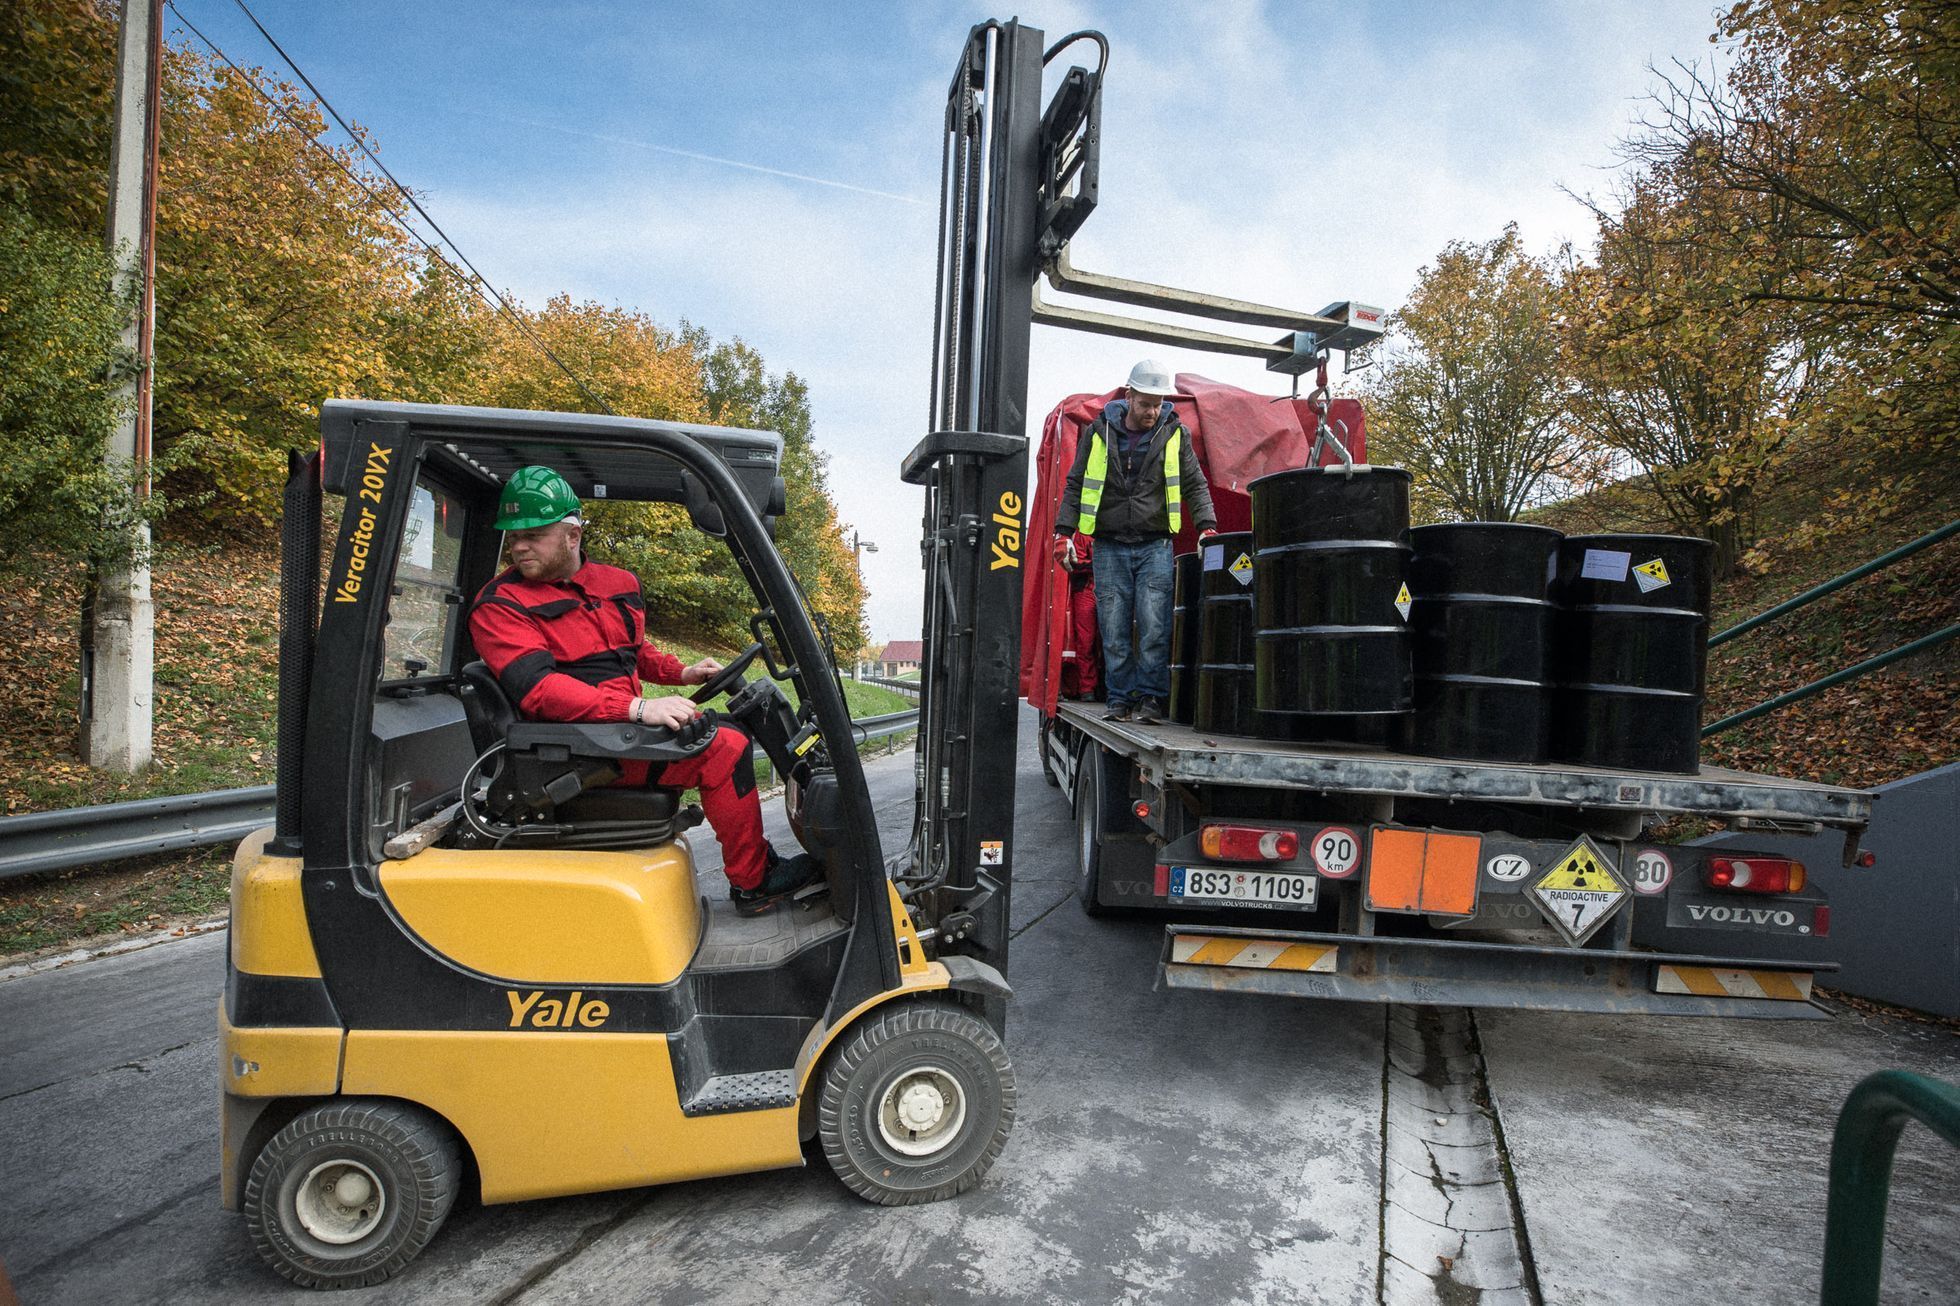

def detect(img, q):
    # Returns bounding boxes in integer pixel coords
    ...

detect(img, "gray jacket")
[1054,400,1217,543]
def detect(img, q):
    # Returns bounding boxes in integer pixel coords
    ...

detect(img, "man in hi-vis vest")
[1052,360,1218,723]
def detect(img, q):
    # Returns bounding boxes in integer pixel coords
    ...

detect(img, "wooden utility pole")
[85,0,162,771]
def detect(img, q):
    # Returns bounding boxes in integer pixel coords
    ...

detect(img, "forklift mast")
[900,21,1048,1019]
[902,21,1382,1020]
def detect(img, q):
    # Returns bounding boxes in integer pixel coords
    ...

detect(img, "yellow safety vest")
[1077,423,1183,536]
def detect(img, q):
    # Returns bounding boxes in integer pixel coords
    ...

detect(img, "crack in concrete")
[1378,1006,1540,1306]
[486,1193,659,1306]
[0,1037,206,1104]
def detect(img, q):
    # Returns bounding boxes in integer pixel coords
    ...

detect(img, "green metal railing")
[1819,1069,1960,1306]
[1703,521,1958,739]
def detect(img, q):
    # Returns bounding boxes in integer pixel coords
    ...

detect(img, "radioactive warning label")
[1633,557,1671,592]
[1230,552,1254,586]
[1394,583,1412,620]
[1530,835,1627,946]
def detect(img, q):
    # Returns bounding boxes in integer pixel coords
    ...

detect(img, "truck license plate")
[1169,866,1317,909]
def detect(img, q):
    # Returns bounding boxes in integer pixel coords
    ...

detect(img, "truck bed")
[1053,702,1872,831]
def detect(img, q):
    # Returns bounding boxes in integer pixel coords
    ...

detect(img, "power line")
[161,0,616,415]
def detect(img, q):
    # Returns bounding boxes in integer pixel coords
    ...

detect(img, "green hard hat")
[497,465,581,530]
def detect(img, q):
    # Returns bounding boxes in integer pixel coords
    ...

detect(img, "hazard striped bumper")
[1655,965,1813,1002]
[1158,925,1830,1018]
[1169,935,1337,972]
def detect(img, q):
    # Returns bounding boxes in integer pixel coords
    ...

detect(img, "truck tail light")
[1707,856,1806,894]
[1812,905,1831,937]
[1200,824,1299,863]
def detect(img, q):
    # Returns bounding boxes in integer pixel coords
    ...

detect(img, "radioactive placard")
[1394,582,1413,620]
[1632,557,1671,592]
[1230,552,1254,586]
[1529,835,1627,946]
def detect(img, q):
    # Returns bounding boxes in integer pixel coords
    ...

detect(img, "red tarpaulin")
[1018,374,1367,716]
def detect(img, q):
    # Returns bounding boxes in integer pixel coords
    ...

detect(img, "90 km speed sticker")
[1311,827,1360,878]
[1631,849,1672,894]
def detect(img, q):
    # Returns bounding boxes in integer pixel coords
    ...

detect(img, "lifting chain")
[1304,355,1358,473]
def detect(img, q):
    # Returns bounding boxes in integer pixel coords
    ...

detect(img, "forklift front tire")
[817,1001,1015,1206]
[243,1098,462,1290]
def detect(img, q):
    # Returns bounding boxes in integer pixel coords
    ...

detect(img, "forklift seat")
[455,660,686,841]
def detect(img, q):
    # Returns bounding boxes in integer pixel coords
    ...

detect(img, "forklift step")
[682,1069,798,1116]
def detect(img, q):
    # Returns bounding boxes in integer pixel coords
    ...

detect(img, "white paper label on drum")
[1580,548,1631,582]
[1204,543,1225,570]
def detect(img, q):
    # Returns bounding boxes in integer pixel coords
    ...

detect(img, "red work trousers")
[1061,576,1101,698]
[647,725,767,890]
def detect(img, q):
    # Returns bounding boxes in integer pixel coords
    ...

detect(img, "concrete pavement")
[2,708,1956,1303]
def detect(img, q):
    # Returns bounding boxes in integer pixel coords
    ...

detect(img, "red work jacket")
[468,559,686,722]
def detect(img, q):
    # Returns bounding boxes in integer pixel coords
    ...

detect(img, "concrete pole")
[86,0,161,771]
[850,528,877,679]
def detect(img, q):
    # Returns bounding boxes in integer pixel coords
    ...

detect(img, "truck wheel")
[244,1098,462,1289]
[817,1001,1015,1206]
[1074,749,1110,916]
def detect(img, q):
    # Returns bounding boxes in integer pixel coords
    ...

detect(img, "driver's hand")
[680,657,723,686]
[642,696,701,730]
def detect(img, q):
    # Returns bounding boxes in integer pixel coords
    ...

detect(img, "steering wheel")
[690,641,767,705]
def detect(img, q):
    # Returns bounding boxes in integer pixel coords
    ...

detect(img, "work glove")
[1197,528,1218,544]
[1052,534,1076,568]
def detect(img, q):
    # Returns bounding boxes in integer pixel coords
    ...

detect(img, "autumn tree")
[1365,226,1586,523]
[687,330,868,660]
[1562,159,1826,577]
[0,203,155,570]
[1632,0,1959,512]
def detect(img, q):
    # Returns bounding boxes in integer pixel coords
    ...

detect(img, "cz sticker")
[1486,853,1532,883]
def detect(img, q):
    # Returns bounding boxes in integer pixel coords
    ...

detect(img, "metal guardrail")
[860,674,921,698]
[1820,1069,1960,1306]
[1703,519,1957,739]
[0,786,278,882]
[0,709,920,883]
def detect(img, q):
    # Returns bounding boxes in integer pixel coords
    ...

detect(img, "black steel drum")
[1551,533,1714,773]
[1408,522,1563,764]
[1194,533,1261,735]
[1251,467,1414,716]
[1168,551,1204,726]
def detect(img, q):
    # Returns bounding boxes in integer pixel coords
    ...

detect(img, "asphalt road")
[2,708,1955,1304]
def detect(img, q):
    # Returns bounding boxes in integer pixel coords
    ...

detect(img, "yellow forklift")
[220,398,1026,1287]
[226,17,1112,1286]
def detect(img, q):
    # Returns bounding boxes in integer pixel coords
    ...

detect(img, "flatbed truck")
[1046,703,1873,1018]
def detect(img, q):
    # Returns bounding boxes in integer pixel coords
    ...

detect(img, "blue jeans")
[1091,536,1174,707]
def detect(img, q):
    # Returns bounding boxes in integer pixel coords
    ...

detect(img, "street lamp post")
[850,528,877,679]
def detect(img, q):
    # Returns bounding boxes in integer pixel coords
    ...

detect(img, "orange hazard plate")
[1366,827,1481,916]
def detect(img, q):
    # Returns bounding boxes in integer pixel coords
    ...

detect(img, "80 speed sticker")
[1631,849,1672,894]
[1311,827,1360,878]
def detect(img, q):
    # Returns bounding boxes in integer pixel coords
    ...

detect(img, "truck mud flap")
[1158,925,1836,1019]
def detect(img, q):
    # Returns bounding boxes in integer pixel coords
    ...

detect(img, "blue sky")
[173,1,1732,642]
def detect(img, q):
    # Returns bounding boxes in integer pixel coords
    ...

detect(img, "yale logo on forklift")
[506,988,611,1029]
[332,442,394,604]
[989,490,1023,571]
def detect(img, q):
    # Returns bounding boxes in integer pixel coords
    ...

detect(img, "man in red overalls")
[1058,530,1100,700]
[468,465,818,915]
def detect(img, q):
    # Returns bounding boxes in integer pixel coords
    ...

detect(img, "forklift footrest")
[682,1069,797,1116]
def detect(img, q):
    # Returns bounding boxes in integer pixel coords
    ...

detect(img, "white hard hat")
[1126,359,1175,396]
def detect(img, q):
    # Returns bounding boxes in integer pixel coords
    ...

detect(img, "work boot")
[1134,698,1164,725]
[1103,701,1133,722]
[730,846,821,917]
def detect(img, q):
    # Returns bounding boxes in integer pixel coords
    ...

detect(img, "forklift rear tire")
[817,1001,1015,1206]
[243,1098,462,1290]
